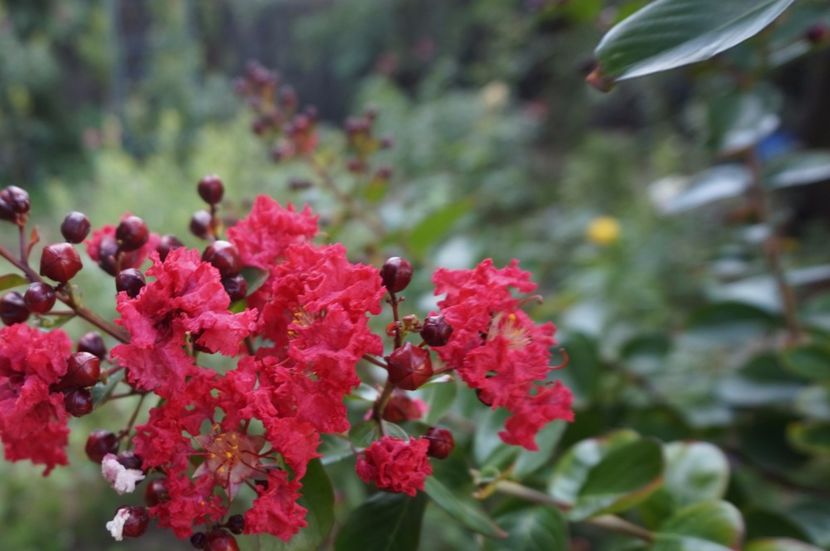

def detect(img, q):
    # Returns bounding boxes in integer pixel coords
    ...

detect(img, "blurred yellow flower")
[586,216,621,245]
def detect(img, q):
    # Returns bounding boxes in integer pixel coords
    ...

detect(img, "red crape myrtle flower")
[248,242,385,434]
[356,436,432,496]
[0,324,72,474]
[431,259,574,450]
[111,247,256,397]
[227,195,318,270]
[134,370,314,540]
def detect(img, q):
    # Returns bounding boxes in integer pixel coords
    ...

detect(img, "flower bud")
[222,275,247,302]
[23,282,57,314]
[0,185,30,215]
[117,450,144,471]
[116,216,149,252]
[203,240,241,278]
[78,331,107,359]
[145,478,170,506]
[226,514,244,535]
[190,210,212,239]
[206,529,240,551]
[420,315,453,347]
[156,234,183,261]
[386,342,433,390]
[380,256,413,293]
[190,532,208,549]
[60,351,101,389]
[198,175,225,205]
[60,211,91,243]
[65,388,94,417]
[424,427,455,459]
[107,506,149,540]
[86,430,119,463]
[40,243,83,282]
[116,268,146,298]
[0,291,30,326]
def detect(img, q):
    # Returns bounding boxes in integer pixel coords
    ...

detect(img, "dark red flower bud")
[386,342,433,390]
[288,178,313,191]
[85,430,118,463]
[145,478,170,506]
[0,291,29,326]
[65,388,94,417]
[40,242,83,282]
[0,186,30,215]
[116,215,149,252]
[424,427,455,459]
[116,268,146,298]
[190,210,212,239]
[121,506,149,538]
[420,315,453,347]
[60,211,91,243]
[23,282,56,314]
[226,514,244,535]
[96,235,120,276]
[202,240,241,278]
[190,532,207,549]
[198,175,225,205]
[206,529,240,551]
[78,331,107,359]
[117,450,144,471]
[380,256,413,293]
[475,388,493,407]
[807,23,830,44]
[156,234,183,262]
[60,351,101,389]
[222,275,247,302]
[0,197,14,222]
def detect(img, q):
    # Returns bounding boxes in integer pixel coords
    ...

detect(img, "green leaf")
[687,301,778,344]
[765,151,830,190]
[512,421,567,479]
[91,370,125,405]
[795,386,830,422]
[261,459,334,551]
[240,266,269,296]
[788,421,830,455]
[661,165,750,214]
[423,476,507,539]
[650,501,744,551]
[488,507,568,551]
[661,442,730,507]
[570,438,664,520]
[474,408,518,467]
[408,200,470,258]
[0,273,27,292]
[745,539,824,551]
[335,492,426,551]
[420,378,457,425]
[781,345,830,382]
[594,0,796,83]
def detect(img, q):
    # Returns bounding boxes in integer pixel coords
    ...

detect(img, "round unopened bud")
[420,315,453,347]
[156,234,183,262]
[198,175,225,205]
[86,430,119,463]
[0,197,14,222]
[65,388,94,417]
[61,352,101,389]
[116,450,144,471]
[121,506,149,538]
[380,256,413,294]
[40,242,83,282]
[78,331,107,359]
[96,235,120,276]
[190,210,212,239]
[226,514,244,535]
[385,342,433,390]
[0,186,30,215]
[206,529,240,551]
[222,275,248,302]
[202,240,241,278]
[23,282,56,314]
[0,291,29,326]
[116,216,149,252]
[60,211,91,243]
[424,427,455,459]
[145,478,170,507]
[190,532,208,549]
[116,268,146,298]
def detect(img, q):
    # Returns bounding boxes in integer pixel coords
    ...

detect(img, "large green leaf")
[335,492,427,551]
[487,507,568,551]
[423,477,507,539]
[0,273,27,292]
[420,378,457,425]
[788,421,830,455]
[745,539,824,551]
[549,431,664,520]
[781,345,830,382]
[408,200,471,258]
[650,501,744,551]
[261,459,334,551]
[765,152,830,190]
[594,0,796,83]
[512,420,567,479]
[662,442,729,507]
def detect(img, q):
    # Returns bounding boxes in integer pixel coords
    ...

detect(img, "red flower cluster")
[0,324,71,474]
[86,216,159,275]
[356,436,432,496]
[111,247,256,397]
[431,259,574,450]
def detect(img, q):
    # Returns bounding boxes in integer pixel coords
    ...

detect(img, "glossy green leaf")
[687,301,778,344]
[0,273,27,292]
[765,151,830,189]
[795,386,830,422]
[650,501,744,551]
[781,345,830,382]
[745,539,824,551]
[661,442,729,507]
[408,200,470,258]
[240,266,269,296]
[335,492,426,551]
[488,507,567,551]
[474,408,518,467]
[512,420,567,479]
[420,378,457,425]
[788,421,830,455]
[594,0,796,82]
[423,477,507,539]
